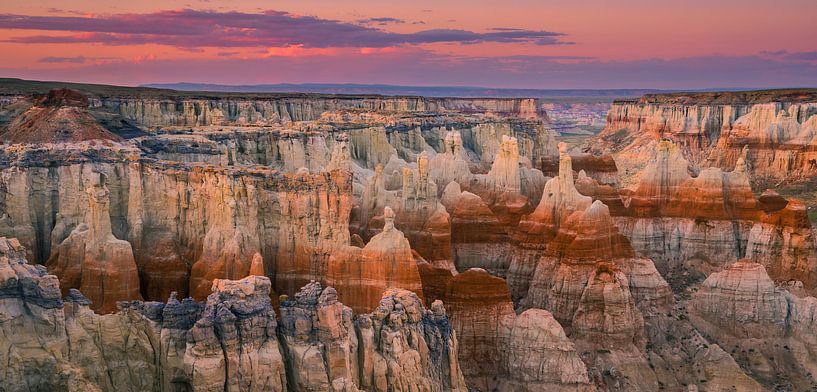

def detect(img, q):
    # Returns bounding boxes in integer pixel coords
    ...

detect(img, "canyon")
[1,81,817,391]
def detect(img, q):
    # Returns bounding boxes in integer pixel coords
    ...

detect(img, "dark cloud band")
[0,9,568,48]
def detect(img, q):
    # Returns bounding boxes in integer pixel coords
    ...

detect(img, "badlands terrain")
[1,79,817,391]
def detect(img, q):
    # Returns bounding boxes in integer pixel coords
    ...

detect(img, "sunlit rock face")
[6,83,817,391]
[46,171,142,313]
[325,207,425,313]
[594,92,817,187]
[507,143,592,302]
[610,140,817,290]
[431,132,548,278]
[0,148,354,303]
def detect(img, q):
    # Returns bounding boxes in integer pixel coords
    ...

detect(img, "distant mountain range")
[140,82,670,100]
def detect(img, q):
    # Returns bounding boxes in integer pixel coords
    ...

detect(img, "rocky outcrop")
[522,200,637,320]
[507,143,592,301]
[571,262,658,391]
[613,140,817,290]
[325,207,424,313]
[690,260,788,339]
[595,91,817,186]
[442,268,593,391]
[442,268,516,389]
[689,260,817,388]
[0,145,353,302]
[184,276,288,391]
[46,171,141,313]
[1,238,467,392]
[2,89,122,143]
[500,309,594,392]
[95,96,546,127]
[353,153,452,265]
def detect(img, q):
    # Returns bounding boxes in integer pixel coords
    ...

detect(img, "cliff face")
[0,238,466,392]
[609,140,817,290]
[0,145,352,305]
[689,260,817,387]
[595,94,817,186]
[92,96,544,127]
[441,268,593,392]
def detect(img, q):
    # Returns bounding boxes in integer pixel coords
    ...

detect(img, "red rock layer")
[46,171,141,313]
[3,89,122,144]
[324,207,424,313]
[441,268,514,390]
[614,140,817,288]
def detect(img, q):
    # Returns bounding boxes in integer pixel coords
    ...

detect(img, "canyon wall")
[0,145,353,303]
[90,96,543,127]
[595,91,817,186]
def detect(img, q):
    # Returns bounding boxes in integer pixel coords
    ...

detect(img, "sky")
[0,0,816,89]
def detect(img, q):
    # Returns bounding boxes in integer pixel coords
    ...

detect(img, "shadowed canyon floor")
[1,81,817,391]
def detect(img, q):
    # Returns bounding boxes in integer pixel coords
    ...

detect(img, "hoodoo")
[0,76,816,391]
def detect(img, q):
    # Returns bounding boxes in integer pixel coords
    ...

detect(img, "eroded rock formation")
[325,207,424,313]
[595,91,817,186]
[1,238,467,391]
[613,140,817,289]
[442,268,593,391]
[46,171,141,313]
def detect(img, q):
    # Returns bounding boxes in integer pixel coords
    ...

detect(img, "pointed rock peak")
[383,206,396,232]
[577,169,588,180]
[85,171,113,241]
[249,252,265,276]
[417,152,429,178]
[734,156,748,174]
[586,199,611,218]
[444,130,464,156]
[500,135,519,154]
[488,135,522,193]
[366,206,411,253]
[557,142,574,182]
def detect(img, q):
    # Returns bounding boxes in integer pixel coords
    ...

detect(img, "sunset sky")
[1,0,816,89]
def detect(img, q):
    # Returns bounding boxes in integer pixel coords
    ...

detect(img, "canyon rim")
[1,1,817,391]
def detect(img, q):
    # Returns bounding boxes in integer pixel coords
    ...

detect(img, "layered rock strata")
[0,238,466,392]
[325,207,424,313]
[0,145,353,303]
[507,143,592,301]
[595,91,817,186]
[612,140,817,289]
[46,171,141,313]
[441,268,593,391]
[690,259,817,388]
